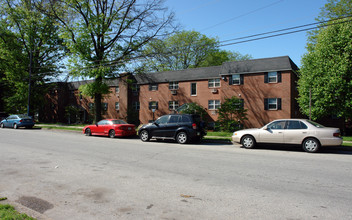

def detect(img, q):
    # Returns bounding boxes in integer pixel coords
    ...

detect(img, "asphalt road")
[0,128,352,220]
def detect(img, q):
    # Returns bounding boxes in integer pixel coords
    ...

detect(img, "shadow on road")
[246,144,352,155]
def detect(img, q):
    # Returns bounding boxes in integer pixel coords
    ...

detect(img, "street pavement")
[0,128,352,220]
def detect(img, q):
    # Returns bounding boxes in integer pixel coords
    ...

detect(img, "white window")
[132,83,140,93]
[208,100,221,110]
[191,83,197,96]
[103,103,108,111]
[133,102,140,111]
[115,102,119,111]
[169,82,179,90]
[115,84,119,94]
[264,98,281,110]
[149,101,158,110]
[149,84,158,91]
[232,74,241,85]
[208,78,220,88]
[168,101,179,110]
[268,72,278,83]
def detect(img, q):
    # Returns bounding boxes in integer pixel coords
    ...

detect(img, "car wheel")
[302,138,320,153]
[85,128,92,136]
[176,131,188,144]
[241,135,256,149]
[109,129,115,138]
[139,130,150,142]
[13,123,18,129]
[0,123,4,128]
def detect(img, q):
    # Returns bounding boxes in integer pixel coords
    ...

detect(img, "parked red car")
[83,119,136,138]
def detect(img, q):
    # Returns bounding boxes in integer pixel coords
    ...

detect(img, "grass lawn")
[0,204,35,220]
[206,131,233,137]
[35,125,82,131]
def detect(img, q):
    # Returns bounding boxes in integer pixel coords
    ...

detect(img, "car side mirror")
[263,126,268,130]
[153,121,158,126]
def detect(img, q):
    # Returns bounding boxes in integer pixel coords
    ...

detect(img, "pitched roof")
[220,56,298,75]
[135,56,298,84]
[134,65,221,84]
[67,79,119,90]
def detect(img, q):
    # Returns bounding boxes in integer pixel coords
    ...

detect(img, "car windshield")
[18,114,31,119]
[306,120,325,128]
[111,120,127,124]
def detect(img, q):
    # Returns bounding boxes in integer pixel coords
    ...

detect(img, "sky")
[165,0,328,67]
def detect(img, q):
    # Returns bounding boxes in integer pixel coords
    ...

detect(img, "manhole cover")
[16,196,54,214]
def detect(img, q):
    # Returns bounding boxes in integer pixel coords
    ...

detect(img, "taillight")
[19,120,23,123]
[333,132,341,137]
[192,123,197,130]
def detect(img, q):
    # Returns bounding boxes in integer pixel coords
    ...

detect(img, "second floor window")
[115,84,119,94]
[149,84,158,91]
[132,83,140,93]
[208,100,221,110]
[265,72,281,83]
[191,83,197,96]
[169,82,179,90]
[208,78,220,88]
[115,102,119,111]
[231,74,244,85]
[168,101,179,110]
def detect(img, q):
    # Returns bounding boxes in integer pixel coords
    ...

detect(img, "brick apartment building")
[42,56,302,128]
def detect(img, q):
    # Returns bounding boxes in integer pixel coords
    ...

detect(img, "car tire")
[139,130,150,142]
[85,128,92,136]
[13,123,18,129]
[109,130,115,138]
[176,131,188,144]
[241,135,256,149]
[302,138,320,153]
[0,123,4,128]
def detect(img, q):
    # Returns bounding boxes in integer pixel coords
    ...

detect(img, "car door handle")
[302,132,307,134]
[278,132,282,134]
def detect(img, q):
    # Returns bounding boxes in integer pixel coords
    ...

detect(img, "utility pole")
[309,87,311,120]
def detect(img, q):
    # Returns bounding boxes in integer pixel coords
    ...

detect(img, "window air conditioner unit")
[211,88,218,93]
[171,90,177,95]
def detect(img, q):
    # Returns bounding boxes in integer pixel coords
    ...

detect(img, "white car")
[232,119,343,153]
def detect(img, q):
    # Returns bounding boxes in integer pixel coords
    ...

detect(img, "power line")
[219,15,352,44]
[219,17,352,47]
[200,0,284,32]
[34,16,352,75]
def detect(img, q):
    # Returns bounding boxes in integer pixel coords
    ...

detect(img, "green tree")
[138,30,251,72]
[0,0,64,115]
[307,0,352,48]
[44,0,175,122]
[297,19,352,120]
[179,102,207,120]
[217,97,247,132]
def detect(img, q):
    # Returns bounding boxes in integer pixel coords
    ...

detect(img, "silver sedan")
[232,119,343,153]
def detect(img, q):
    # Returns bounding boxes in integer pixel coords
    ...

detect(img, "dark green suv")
[139,114,206,144]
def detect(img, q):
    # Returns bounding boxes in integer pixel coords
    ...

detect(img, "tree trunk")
[94,76,102,123]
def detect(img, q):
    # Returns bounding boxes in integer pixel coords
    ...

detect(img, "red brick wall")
[139,71,296,128]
